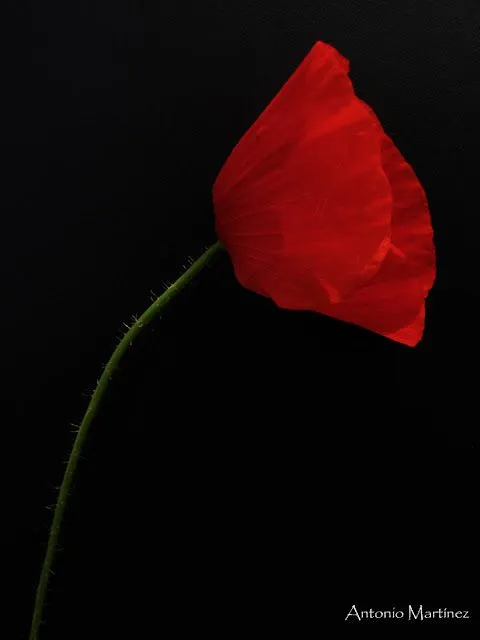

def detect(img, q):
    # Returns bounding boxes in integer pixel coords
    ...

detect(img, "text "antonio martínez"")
[345,605,470,622]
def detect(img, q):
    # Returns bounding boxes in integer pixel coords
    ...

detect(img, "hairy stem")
[29,241,224,640]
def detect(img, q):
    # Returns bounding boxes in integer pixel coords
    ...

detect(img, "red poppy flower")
[213,41,436,346]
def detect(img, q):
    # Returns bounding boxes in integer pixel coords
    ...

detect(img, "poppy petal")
[213,41,436,346]
[359,99,436,296]
[324,107,436,345]
[379,130,436,297]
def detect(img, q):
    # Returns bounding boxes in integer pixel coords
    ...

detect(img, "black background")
[4,1,478,637]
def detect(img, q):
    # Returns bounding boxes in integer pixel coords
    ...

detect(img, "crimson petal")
[213,41,436,346]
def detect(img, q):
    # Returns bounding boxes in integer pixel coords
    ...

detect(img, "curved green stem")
[29,241,224,640]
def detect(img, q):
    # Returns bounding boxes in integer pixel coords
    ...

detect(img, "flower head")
[213,41,435,346]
